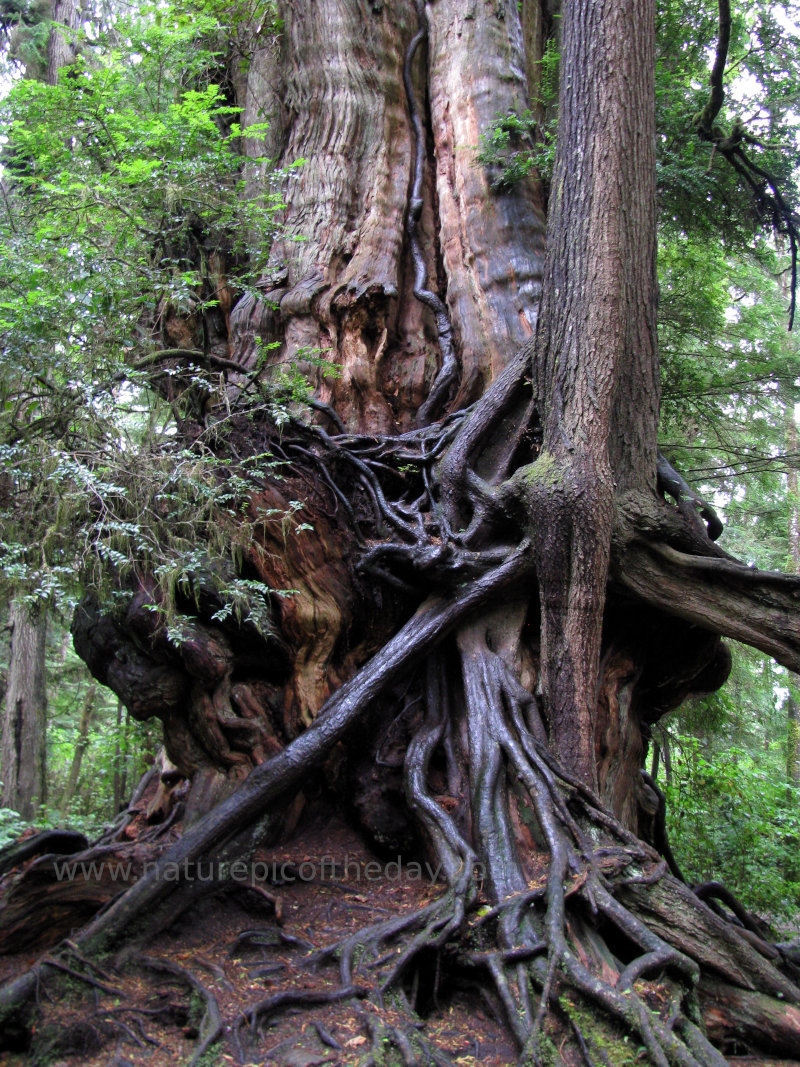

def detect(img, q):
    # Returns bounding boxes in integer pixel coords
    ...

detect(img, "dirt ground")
[0,810,798,1066]
[0,812,519,1066]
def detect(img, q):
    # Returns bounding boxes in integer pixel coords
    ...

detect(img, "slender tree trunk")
[525,0,658,786]
[1,3,76,822]
[58,681,97,818]
[112,700,130,816]
[789,694,800,789]
[650,733,661,779]
[662,726,673,788]
[1,599,48,820]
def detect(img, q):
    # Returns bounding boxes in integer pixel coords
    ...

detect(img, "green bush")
[664,735,800,917]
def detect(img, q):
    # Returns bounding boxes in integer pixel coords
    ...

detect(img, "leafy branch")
[694,0,800,329]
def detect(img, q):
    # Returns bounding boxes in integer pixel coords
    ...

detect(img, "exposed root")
[296,627,783,1066]
[4,600,799,1064]
[692,882,770,940]
[403,0,460,426]
[40,954,122,997]
[232,984,367,1057]
[136,955,223,1066]
[5,362,800,1067]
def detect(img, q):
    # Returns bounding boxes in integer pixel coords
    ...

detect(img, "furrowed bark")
[1,599,47,821]
[522,0,658,786]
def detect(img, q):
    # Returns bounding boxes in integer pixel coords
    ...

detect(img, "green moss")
[194,1051,220,1067]
[559,992,650,1065]
[506,451,563,497]
[517,1033,561,1067]
[188,988,206,1026]
[529,451,564,486]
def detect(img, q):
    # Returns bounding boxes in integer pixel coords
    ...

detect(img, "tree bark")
[1,599,48,821]
[526,0,658,787]
[46,0,79,86]
[785,399,800,884]
[229,0,547,433]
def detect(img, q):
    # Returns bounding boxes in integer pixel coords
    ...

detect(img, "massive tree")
[3,0,800,1062]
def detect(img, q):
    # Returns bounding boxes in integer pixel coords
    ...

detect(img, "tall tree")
[3,0,800,1062]
[45,0,78,85]
[0,600,47,820]
[0,0,79,826]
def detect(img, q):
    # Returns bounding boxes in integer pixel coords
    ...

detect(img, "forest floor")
[0,808,798,1067]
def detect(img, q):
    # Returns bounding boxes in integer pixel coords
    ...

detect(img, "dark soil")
[0,811,518,1066]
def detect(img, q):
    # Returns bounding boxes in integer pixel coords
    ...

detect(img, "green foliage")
[658,233,800,483]
[476,37,559,190]
[0,0,314,832]
[0,807,27,848]
[0,0,290,612]
[658,645,800,918]
[476,109,539,190]
[663,737,800,916]
[0,407,302,617]
[625,10,800,926]
[656,0,800,251]
[256,344,342,425]
[654,0,800,557]
[47,707,156,830]
[651,0,800,909]
[656,0,751,245]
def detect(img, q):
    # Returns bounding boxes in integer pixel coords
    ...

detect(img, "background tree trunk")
[46,0,79,86]
[58,680,97,819]
[785,399,800,884]
[1,599,47,820]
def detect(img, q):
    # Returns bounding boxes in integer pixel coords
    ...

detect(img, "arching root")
[303,634,797,1066]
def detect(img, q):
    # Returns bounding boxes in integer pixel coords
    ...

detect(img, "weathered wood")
[619,539,800,672]
[621,877,800,1005]
[0,842,141,954]
[700,978,800,1058]
[0,829,88,879]
[427,0,546,403]
[229,0,546,435]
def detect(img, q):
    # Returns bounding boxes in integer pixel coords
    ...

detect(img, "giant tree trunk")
[785,399,800,885]
[5,0,800,1063]
[1,599,47,821]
